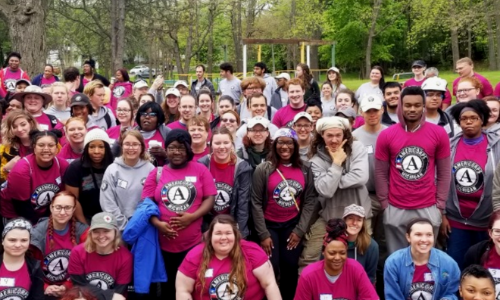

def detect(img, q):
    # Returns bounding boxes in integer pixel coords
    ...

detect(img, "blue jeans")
[447,226,488,269]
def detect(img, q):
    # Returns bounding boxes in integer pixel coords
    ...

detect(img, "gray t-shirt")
[321,98,336,117]
[387,112,399,123]
[218,77,242,104]
[352,125,387,193]
[354,82,383,100]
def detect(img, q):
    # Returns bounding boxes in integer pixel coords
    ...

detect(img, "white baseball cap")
[133,80,148,90]
[275,73,291,81]
[421,77,447,92]
[292,112,313,124]
[328,67,340,73]
[165,88,180,97]
[174,80,189,88]
[359,94,384,112]
[247,116,270,129]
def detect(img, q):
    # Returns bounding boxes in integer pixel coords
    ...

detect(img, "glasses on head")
[140,112,158,117]
[36,143,57,149]
[491,228,500,236]
[459,116,480,123]
[52,205,75,212]
[221,118,236,124]
[457,88,476,94]
[117,109,131,113]
[123,143,141,149]
[247,128,267,134]
[166,146,187,153]
[277,140,294,147]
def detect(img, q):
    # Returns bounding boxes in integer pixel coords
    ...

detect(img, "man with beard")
[77,59,110,92]
[0,52,31,97]
[375,86,451,253]
[381,82,401,126]
[254,62,277,105]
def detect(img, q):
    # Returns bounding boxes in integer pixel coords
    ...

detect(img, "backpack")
[46,114,59,129]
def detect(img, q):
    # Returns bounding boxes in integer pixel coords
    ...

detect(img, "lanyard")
[275,168,300,212]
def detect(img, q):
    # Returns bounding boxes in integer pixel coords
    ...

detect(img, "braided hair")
[48,191,78,251]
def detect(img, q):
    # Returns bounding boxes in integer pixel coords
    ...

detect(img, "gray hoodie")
[99,157,155,230]
[44,106,71,121]
[89,106,116,130]
[310,142,371,221]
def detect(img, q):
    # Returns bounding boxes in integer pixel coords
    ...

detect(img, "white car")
[129,65,149,75]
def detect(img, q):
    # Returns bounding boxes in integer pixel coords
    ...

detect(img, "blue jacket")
[31,74,60,86]
[122,198,167,293]
[384,247,460,300]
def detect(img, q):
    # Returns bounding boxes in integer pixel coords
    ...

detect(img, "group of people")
[0,51,499,300]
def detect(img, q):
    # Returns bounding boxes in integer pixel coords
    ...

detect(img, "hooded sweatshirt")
[374,92,451,210]
[89,106,116,131]
[310,142,371,221]
[99,157,155,231]
[44,106,71,121]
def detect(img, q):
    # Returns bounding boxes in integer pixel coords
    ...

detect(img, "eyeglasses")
[247,129,267,133]
[140,112,158,117]
[221,118,236,123]
[117,109,131,113]
[52,205,75,212]
[123,143,141,149]
[36,143,57,149]
[491,228,500,236]
[425,92,443,98]
[294,124,312,130]
[459,116,481,123]
[246,86,261,91]
[277,140,294,147]
[457,88,476,94]
[166,146,187,153]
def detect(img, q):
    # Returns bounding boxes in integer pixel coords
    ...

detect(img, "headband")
[273,128,298,141]
[2,218,32,240]
[316,116,350,133]
[460,107,483,121]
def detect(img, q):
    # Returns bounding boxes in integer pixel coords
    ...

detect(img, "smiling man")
[272,78,307,128]
[421,77,456,137]
[168,94,197,130]
[453,57,493,99]
[381,82,401,126]
[0,52,30,97]
[292,112,314,161]
[375,86,451,253]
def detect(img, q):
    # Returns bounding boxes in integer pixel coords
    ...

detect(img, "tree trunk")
[494,0,500,68]
[231,0,242,72]
[110,0,125,72]
[0,0,48,77]
[449,0,460,68]
[485,0,496,70]
[182,0,196,78]
[365,0,382,79]
[206,2,217,80]
[286,0,296,70]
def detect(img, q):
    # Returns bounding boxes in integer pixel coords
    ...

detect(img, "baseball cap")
[134,80,149,90]
[165,88,180,97]
[247,116,270,129]
[335,107,357,119]
[328,66,340,73]
[90,212,118,231]
[359,94,384,112]
[275,73,291,81]
[342,204,366,219]
[412,60,426,68]
[174,80,189,88]
[292,112,313,124]
[15,79,31,87]
[70,93,91,107]
[421,77,447,92]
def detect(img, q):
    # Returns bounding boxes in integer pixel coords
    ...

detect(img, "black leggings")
[266,217,303,300]
[161,248,191,299]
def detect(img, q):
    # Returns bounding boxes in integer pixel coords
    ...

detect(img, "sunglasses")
[140,112,158,117]
[222,118,236,123]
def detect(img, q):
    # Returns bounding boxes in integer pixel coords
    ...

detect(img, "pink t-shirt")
[141,162,217,253]
[209,160,236,215]
[410,265,435,300]
[449,136,488,230]
[68,244,132,291]
[484,248,500,298]
[453,73,494,99]
[57,143,82,163]
[82,77,90,88]
[375,122,450,209]
[193,147,210,162]
[35,113,63,132]
[110,82,132,111]
[1,155,68,219]
[106,125,122,142]
[295,259,378,300]
[272,105,306,128]
[41,76,57,88]
[144,129,166,166]
[178,240,268,300]
[495,82,500,97]
[0,261,31,299]
[167,121,188,131]
[265,164,304,222]
[403,77,426,88]
[1,68,29,94]
[353,116,365,129]
[43,228,75,285]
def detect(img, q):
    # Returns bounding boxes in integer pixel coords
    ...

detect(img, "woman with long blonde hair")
[176,214,281,300]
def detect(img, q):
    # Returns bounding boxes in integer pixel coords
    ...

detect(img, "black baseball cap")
[70,93,91,107]
[412,60,426,68]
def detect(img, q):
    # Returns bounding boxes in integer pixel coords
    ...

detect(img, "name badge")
[205,268,213,278]
[320,294,332,300]
[55,177,61,185]
[424,272,433,282]
[185,176,197,183]
[0,278,15,287]
[39,124,49,131]
[366,145,374,154]
[117,179,128,189]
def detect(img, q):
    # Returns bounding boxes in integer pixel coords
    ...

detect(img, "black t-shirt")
[63,159,106,219]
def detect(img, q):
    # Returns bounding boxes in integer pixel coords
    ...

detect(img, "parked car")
[136,68,156,79]
[129,65,149,75]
